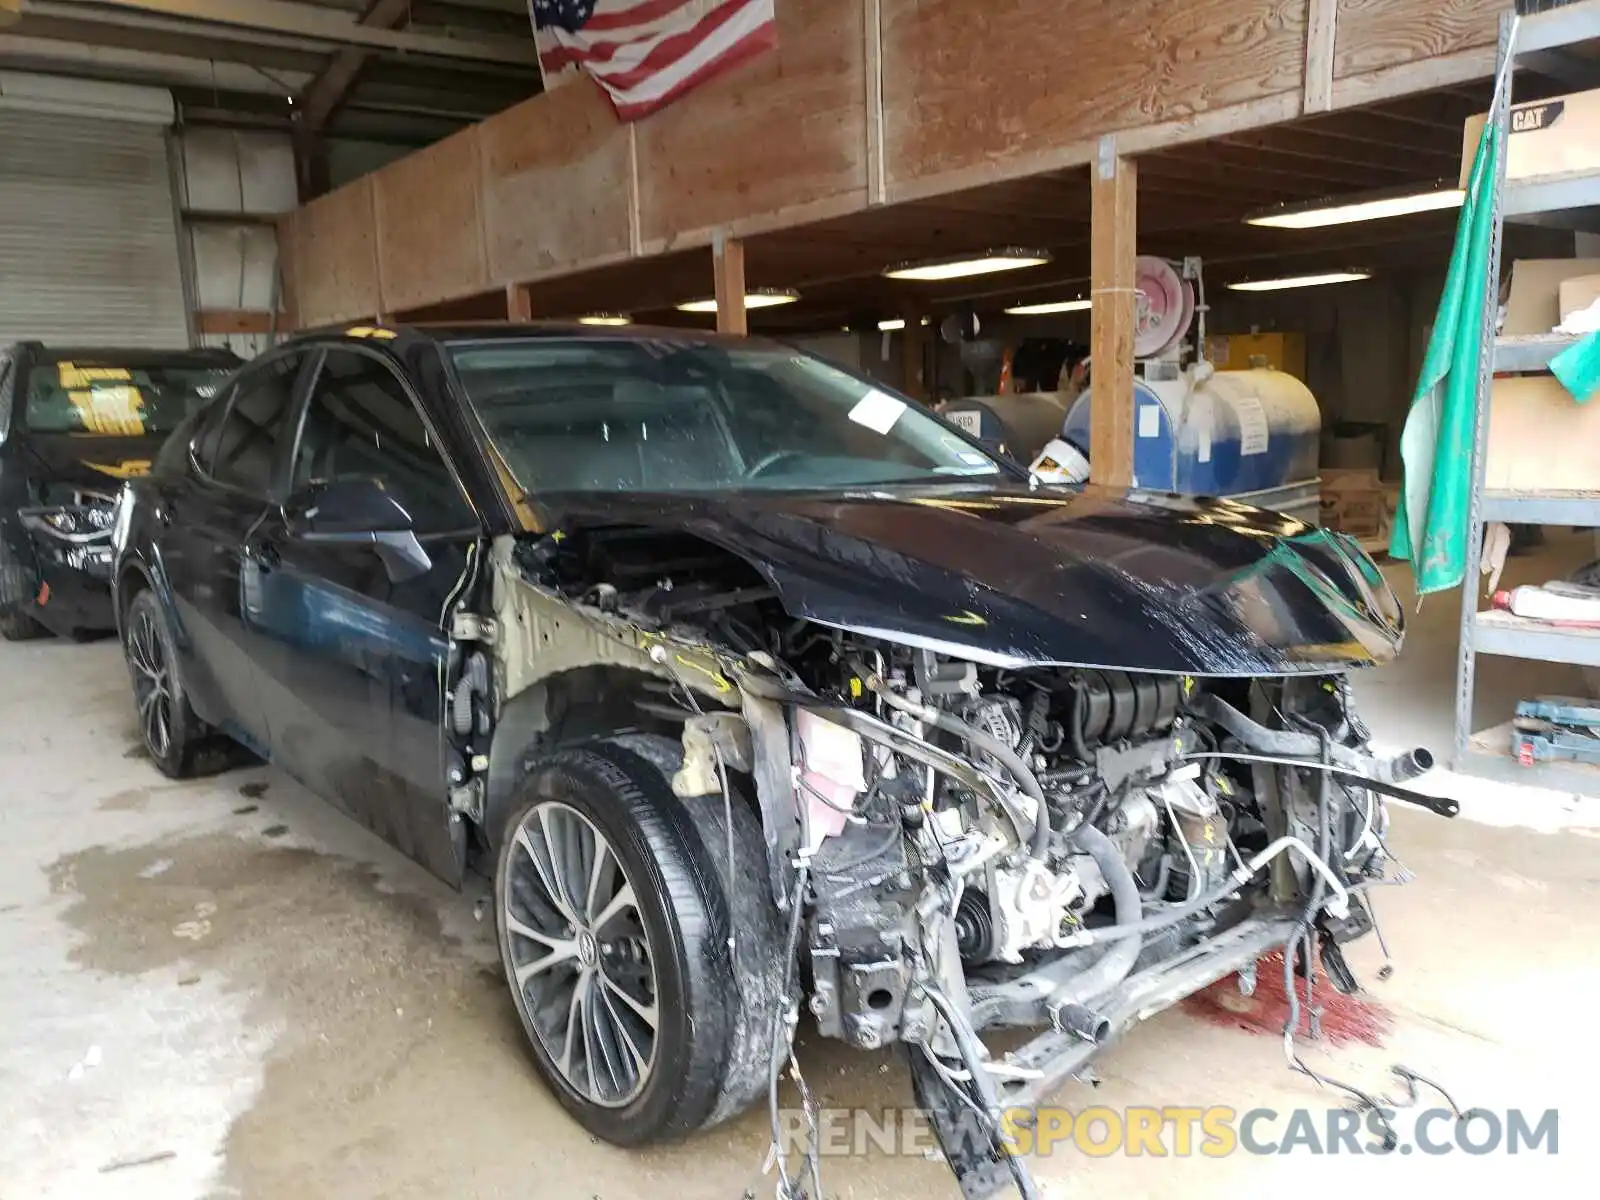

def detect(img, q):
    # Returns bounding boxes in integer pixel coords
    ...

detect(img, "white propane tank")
[1167,365,1321,497]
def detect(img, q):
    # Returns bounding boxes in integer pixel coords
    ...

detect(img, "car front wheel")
[495,740,782,1144]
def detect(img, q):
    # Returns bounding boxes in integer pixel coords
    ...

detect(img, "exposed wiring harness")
[764,860,821,1200]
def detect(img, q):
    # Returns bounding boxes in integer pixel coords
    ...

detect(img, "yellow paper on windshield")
[66,382,148,436]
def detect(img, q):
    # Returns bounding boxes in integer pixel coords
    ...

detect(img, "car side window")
[207,355,301,495]
[292,349,473,535]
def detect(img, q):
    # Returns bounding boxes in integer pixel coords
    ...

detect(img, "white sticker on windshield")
[848,390,907,435]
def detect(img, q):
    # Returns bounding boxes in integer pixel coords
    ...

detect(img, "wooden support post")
[1304,0,1336,114]
[506,282,533,322]
[713,236,746,336]
[1089,138,1136,489]
[901,314,927,400]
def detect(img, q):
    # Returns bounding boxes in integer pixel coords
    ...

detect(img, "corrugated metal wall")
[0,112,188,348]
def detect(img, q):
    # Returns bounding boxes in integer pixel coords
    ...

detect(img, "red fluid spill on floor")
[1180,952,1393,1048]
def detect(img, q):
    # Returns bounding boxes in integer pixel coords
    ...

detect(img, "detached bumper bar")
[995,913,1300,1113]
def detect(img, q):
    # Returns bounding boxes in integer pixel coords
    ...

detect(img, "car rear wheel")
[123,589,206,777]
[495,740,783,1144]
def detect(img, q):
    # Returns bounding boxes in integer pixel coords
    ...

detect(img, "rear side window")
[205,355,302,495]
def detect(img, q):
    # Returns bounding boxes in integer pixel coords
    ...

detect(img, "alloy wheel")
[127,607,172,761]
[503,801,659,1108]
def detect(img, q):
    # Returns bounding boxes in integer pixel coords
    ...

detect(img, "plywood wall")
[284,177,381,327]
[281,0,1504,325]
[372,129,490,313]
[480,80,634,282]
[633,0,870,249]
[881,0,1308,189]
[1333,0,1500,79]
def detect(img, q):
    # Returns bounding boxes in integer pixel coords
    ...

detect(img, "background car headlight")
[20,503,116,543]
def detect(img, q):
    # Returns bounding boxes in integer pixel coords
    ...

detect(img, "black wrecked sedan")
[110,324,1448,1199]
[0,342,237,640]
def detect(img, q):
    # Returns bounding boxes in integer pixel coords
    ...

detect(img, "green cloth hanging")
[1550,327,1600,403]
[1389,117,1502,595]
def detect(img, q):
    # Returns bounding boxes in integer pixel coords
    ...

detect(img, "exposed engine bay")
[450,520,1457,1200]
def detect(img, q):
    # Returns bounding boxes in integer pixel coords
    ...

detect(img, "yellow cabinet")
[1204,332,1305,381]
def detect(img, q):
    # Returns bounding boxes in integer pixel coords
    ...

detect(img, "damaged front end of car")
[449,493,1456,1200]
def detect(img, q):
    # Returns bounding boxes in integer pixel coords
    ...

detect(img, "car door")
[248,345,478,884]
[155,352,310,753]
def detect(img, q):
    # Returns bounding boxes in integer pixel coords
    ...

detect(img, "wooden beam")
[506,282,533,322]
[196,308,279,335]
[712,236,746,336]
[901,311,926,400]
[1304,0,1336,114]
[1089,139,1135,491]
[297,0,412,131]
[864,0,886,205]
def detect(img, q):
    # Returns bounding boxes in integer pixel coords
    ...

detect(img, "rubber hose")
[1049,824,1143,1007]
[925,707,1053,859]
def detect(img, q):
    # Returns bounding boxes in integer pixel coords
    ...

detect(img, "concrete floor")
[4,548,1600,1198]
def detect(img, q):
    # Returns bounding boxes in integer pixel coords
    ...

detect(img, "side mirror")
[286,477,414,538]
[284,478,431,583]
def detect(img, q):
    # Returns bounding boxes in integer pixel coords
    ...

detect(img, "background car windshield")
[448,338,1003,494]
[25,362,226,437]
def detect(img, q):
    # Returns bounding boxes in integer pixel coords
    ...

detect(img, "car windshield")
[24,361,227,437]
[448,338,1005,494]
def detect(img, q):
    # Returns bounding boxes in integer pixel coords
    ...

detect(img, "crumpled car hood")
[551,486,1405,677]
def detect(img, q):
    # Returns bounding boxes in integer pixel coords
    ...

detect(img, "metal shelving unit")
[1453,1,1600,794]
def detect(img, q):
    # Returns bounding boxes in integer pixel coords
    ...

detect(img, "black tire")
[0,608,45,641]
[494,740,784,1145]
[122,588,207,777]
[0,536,46,641]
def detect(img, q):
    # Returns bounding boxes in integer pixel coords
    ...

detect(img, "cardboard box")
[1463,88,1600,186]
[1559,274,1600,324]
[1320,468,1388,537]
[1484,375,1600,492]
[1502,258,1600,336]
[1320,467,1384,493]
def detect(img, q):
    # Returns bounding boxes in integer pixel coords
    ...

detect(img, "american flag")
[528,0,778,121]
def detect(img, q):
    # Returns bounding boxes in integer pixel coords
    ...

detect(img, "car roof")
[17,344,242,368]
[292,321,786,353]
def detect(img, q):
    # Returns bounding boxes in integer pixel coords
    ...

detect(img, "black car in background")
[110,324,1427,1199]
[0,342,238,639]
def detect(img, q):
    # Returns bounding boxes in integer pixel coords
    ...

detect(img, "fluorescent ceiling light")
[1227,271,1371,293]
[877,318,906,331]
[676,288,800,313]
[1246,186,1463,229]
[883,249,1050,282]
[1004,298,1092,315]
[577,313,630,326]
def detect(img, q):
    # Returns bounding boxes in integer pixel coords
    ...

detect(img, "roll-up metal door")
[0,111,189,348]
